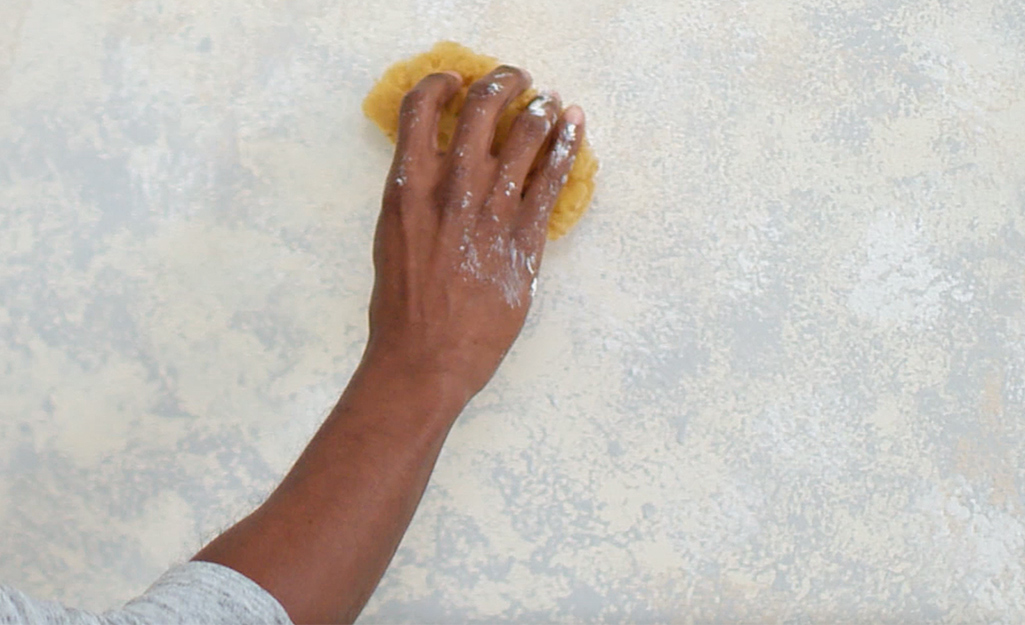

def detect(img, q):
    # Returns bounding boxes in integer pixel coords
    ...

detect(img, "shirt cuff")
[117,560,293,625]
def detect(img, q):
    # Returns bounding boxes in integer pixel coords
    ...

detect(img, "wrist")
[342,346,471,431]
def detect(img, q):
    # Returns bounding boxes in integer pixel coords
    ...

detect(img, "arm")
[193,66,586,624]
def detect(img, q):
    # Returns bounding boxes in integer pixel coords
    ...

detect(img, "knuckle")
[512,111,555,147]
[450,160,473,181]
[401,88,429,112]
[466,80,497,101]
[467,66,525,101]
[510,125,547,150]
[522,113,552,137]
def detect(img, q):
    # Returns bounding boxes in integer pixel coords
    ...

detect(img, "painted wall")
[2,0,1025,621]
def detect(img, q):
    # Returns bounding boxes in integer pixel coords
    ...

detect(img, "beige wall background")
[2,0,1025,621]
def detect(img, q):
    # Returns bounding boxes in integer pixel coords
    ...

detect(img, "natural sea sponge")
[362,41,597,240]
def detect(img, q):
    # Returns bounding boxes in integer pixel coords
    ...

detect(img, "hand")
[363,66,585,406]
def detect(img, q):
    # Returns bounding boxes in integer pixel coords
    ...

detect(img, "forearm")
[193,354,467,624]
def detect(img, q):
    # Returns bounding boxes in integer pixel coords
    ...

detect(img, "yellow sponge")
[362,41,597,240]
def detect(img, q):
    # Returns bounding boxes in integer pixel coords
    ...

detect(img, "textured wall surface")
[2,0,1025,622]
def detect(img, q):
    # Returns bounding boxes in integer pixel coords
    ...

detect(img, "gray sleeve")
[0,561,293,625]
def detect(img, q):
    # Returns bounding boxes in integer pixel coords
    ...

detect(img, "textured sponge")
[362,41,597,239]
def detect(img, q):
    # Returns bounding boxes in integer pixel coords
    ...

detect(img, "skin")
[192,65,585,625]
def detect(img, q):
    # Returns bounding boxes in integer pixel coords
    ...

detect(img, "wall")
[2,0,1025,621]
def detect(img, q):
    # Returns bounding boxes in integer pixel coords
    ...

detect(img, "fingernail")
[564,105,584,125]
[443,70,463,82]
[494,65,529,83]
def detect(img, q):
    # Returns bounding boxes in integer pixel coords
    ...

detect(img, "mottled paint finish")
[2,0,1025,622]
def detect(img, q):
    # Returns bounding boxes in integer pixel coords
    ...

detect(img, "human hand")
[362,65,585,407]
